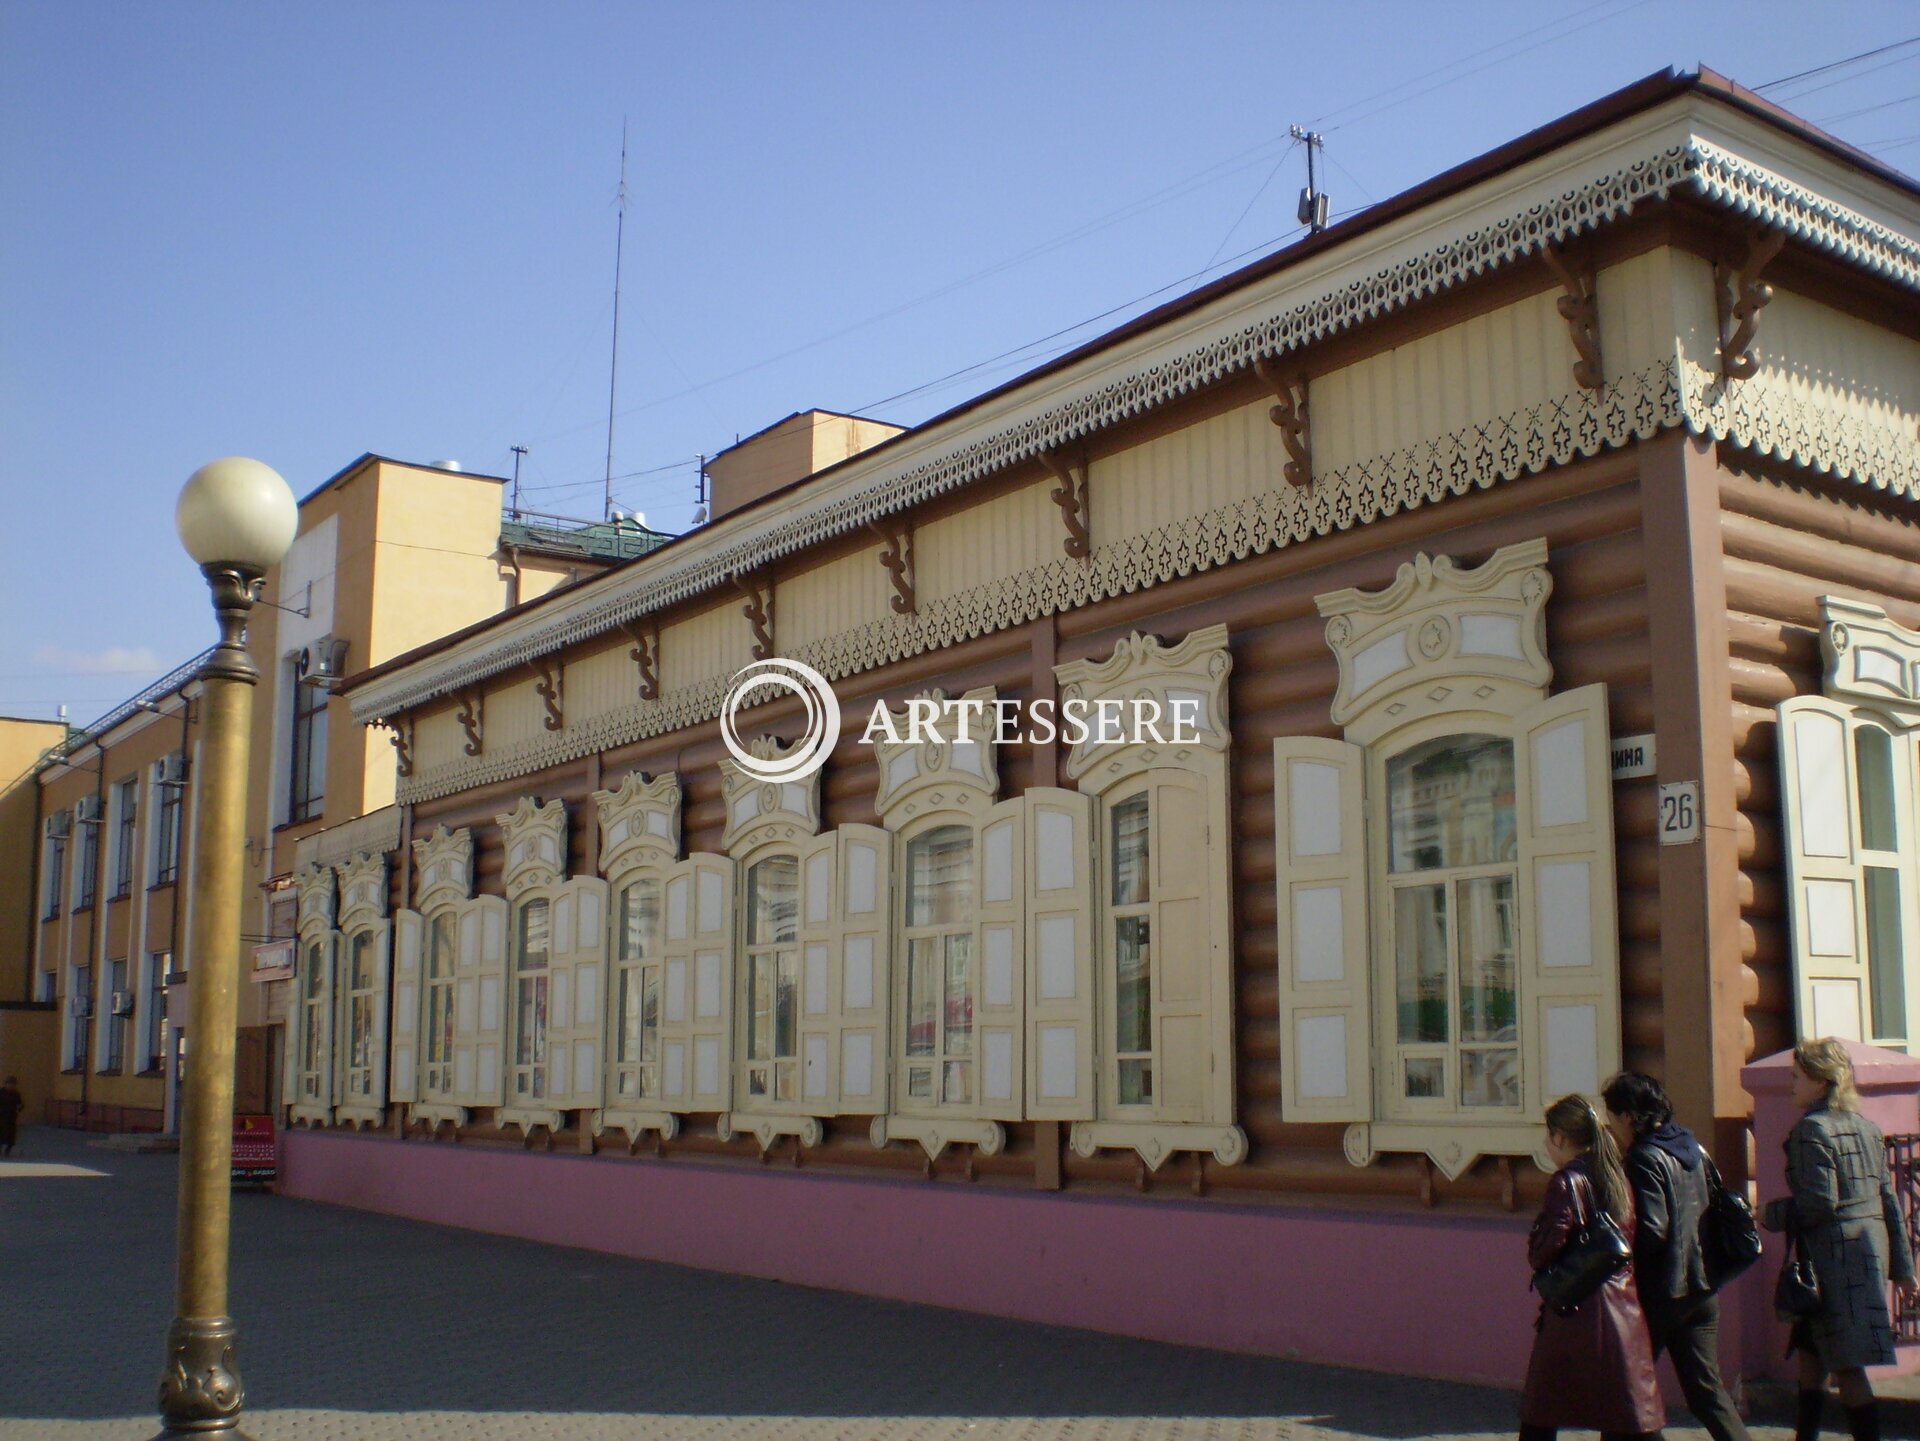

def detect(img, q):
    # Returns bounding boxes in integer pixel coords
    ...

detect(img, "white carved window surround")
[332,851,391,1129]
[590,769,687,1148]
[1777,597,1920,1050]
[284,862,338,1127]
[1055,626,1247,1174]
[494,796,607,1138]
[1277,538,1621,1181]
[870,687,1020,1162]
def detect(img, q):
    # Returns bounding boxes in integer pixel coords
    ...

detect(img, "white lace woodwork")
[871,689,1013,1160]
[658,853,736,1118]
[1309,542,1620,1179]
[331,852,391,1129]
[1054,628,1244,1171]
[591,771,683,1147]
[287,863,337,1126]
[1777,598,1920,1048]
[403,826,478,1129]
[495,797,572,1135]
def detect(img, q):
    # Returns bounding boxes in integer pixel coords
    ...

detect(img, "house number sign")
[1658,780,1701,846]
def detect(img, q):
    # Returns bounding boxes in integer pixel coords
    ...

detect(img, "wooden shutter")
[547,877,609,1110]
[389,908,423,1104]
[282,945,305,1106]
[1273,738,1373,1123]
[1516,683,1619,1107]
[795,832,837,1109]
[834,824,891,1114]
[314,933,337,1111]
[367,919,393,1106]
[975,797,1025,1120]
[661,855,734,1113]
[1776,695,1920,1044]
[1144,771,1213,1124]
[455,894,509,1108]
[1024,788,1095,1121]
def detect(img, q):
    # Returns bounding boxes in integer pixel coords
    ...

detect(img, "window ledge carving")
[499,1106,566,1138]
[408,1102,469,1131]
[294,862,335,932]
[1070,1121,1248,1171]
[333,1105,386,1131]
[720,1110,823,1153]
[871,1114,1005,1162]
[1818,597,1920,720]
[495,797,568,899]
[334,851,388,930]
[1344,1122,1551,1182]
[593,1108,680,1148]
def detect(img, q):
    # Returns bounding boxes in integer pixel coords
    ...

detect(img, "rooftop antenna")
[1290,125,1329,233]
[509,445,528,518]
[604,118,630,524]
[691,453,708,526]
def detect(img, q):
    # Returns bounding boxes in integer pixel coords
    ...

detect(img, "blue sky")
[3,2,1916,724]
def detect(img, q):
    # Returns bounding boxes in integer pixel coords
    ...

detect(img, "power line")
[1756,36,1920,92]
[1766,49,1920,105]
[1813,92,1920,127]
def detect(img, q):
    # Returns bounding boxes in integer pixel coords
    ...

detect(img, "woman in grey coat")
[1761,1039,1917,1441]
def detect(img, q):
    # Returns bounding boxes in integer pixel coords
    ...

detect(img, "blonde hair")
[1544,1093,1632,1224]
[1794,1037,1861,1113]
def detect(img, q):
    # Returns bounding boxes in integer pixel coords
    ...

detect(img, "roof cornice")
[351,91,1920,725]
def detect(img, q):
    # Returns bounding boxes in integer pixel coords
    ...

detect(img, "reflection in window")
[424,911,456,1095]
[1388,735,1516,873]
[1856,727,1907,1043]
[614,878,663,1099]
[300,942,325,1099]
[745,856,798,1102]
[1111,792,1153,1105]
[905,826,974,1106]
[345,930,376,1097]
[513,899,551,1100]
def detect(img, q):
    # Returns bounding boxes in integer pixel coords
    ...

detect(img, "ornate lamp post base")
[155,1315,247,1437]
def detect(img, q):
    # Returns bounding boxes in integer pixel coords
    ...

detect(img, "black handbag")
[1775,1233,1822,1319]
[1534,1182,1633,1315]
[1701,1153,1762,1288]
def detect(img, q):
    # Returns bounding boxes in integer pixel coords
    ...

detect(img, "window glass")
[75,818,99,910]
[1457,876,1518,1107]
[906,939,936,1060]
[1864,866,1908,1043]
[71,964,91,1067]
[104,959,127,1070]
[289,668,328,823]
[44,822,68,916]
[1115,916,1152,1104]
[1856,726,1899,853]
[112,778,138,897]
[745,857,799,1102]
[146,951,169,1068]
[1387,735,1516,873]
[154,763,183,885]
[907,826,972,927]
[746,856,798,946]
[1394,885,1448,1046]
[513,899,550,1097]
[1111,794,1150,905]
[425,912,456,1089]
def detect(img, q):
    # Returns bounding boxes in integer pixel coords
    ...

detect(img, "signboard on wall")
[1610,733,1657,779]
[251,939,295,983]
[231,1113,277,1188]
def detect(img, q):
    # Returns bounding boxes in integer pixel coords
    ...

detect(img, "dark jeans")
[1646,1292,1751,1441]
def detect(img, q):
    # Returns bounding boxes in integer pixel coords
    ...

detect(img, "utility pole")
[604,119,630,524]
[509,445,528,518]
[1290,125,1329,233]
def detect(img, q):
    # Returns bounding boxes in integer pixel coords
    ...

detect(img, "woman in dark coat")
[1520,1093,1666,1441]
[0,1075,22,1155]
[1761,1039,1917,1441]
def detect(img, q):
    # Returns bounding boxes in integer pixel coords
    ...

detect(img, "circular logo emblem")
[719,658,842,783]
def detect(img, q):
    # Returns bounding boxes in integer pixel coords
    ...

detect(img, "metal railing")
[1890,1133,1920,1342]
[44,645,216,766]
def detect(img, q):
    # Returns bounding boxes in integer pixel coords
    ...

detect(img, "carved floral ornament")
[1055,625,1232,784]
[1820,596,1920,723]
[1315,538,1553,744]
[719,737,823,854]
[293,863,335,932]
[495,795,568,898]
[593,769,682,878]
[871,685,1001,825]
[410,825,475,911]
[334,851,389,928]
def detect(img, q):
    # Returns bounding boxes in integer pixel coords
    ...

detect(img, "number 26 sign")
[1658,780,1701,846]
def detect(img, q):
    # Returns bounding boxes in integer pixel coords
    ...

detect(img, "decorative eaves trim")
[353,120,1918,726]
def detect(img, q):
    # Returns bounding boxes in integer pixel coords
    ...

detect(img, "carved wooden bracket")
[1541,242,1603,390]
[1039,450,1090,559]
[389,722,413,778]
[1715,224,1786,382]
[1253,359,1312,488]
[867,519,915,614]
[733,571,775,660]
[455,691,483,757]
[621,622,660,701]
[529,658,563,732]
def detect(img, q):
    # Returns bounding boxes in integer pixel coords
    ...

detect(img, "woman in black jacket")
[1602,1072,1750,1441]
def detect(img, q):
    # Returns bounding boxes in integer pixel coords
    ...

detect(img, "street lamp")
[157,457,297,1439]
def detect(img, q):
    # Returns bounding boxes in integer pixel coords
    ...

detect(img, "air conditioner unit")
[69,992,93,1019]
[111,990,135,1018]
[44,811,71,840]
[300,636,350,689]
[157,753,188,787]
[75,794,102,825]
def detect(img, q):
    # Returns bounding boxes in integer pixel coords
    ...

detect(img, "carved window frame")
[495,795,572,1135]
[402,825,479,1129]
[286,862,338,1127]
[332,850,390,1129]
[1055,625,1247,1173]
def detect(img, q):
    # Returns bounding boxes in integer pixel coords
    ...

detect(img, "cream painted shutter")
[661,855,734,1113]
[282,946,305,1106]
[547,877,609,1109]
[1776,696,1920,1045]
[367,919,393,1105]
[1024,788,1095,1121]
[1273,738,1373,1123]
[1145,772,1212,1124]
[975,797,1025,1120]
[795,832,838,1109]
[389,908,423,1104]
[456,895,509,1107]
[834,824,891,1114]
[1516,684,1620,1108]
[315,933,338,1110]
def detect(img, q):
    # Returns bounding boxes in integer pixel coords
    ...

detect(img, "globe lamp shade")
[175,457,298,570]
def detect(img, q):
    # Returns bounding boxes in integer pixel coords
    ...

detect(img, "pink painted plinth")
[1739,1041,1920,1384]
[283,1129,1549,1387]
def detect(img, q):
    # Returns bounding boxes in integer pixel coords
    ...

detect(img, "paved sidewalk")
[2,1126,1796,1441]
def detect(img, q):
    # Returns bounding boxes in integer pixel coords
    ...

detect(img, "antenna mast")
[509,445,528,518]
[1290,125,1329,233]
[604,119,630,523]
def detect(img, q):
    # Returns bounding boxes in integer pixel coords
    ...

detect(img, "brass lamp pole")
[157,458,297,1439]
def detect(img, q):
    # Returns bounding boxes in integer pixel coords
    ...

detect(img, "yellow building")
[0,714,75,1126]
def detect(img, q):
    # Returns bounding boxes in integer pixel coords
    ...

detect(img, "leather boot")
[1842,1401,1879,1441]
[1796,1387,1825,1441]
